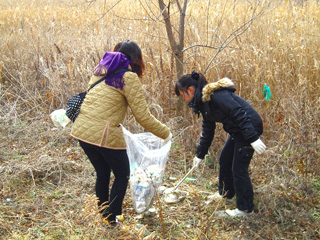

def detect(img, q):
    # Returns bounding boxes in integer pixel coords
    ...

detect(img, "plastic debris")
[263,85,271,101]
[122,126,171,213]
[163,189,188,204]
[184,177,196,182]
[50,109,70,128]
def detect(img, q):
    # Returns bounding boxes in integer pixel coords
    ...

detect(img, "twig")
[91,0,124,24]
[182,44,219,52]
[190,185,203,225]
[29,168,36,188]
[203,0,267,74]
[153,185,166,235]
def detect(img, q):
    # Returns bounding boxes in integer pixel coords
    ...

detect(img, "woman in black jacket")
[175,71,266,217]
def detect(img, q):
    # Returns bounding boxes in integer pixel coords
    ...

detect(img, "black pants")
[218,136,255,212]
[79,141,130,221]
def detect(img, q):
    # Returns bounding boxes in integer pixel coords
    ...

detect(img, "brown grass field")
[0,0,320,239]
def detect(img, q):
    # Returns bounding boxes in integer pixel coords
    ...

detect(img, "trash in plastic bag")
[50,109,70,128]
[122,126,171,213]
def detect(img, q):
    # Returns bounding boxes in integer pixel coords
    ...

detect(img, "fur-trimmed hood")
[202,77,235,102]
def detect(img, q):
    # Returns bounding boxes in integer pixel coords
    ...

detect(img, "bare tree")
[156,0,273,113]
[157,0,188,114]
[157,0,272,76]
[158,0,187,78]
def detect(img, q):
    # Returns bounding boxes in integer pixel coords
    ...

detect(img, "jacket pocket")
[237,146,254,163]
[100,121,110,146]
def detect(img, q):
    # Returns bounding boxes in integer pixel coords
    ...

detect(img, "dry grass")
[1,0,320,239]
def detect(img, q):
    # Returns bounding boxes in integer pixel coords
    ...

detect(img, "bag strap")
[88,68,131,91]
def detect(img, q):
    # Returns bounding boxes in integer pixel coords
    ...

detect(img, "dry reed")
[1,0,319,239]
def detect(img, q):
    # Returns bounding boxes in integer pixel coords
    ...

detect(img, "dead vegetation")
[1,0,320,239]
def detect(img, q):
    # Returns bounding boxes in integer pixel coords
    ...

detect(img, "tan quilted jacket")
[71,72,170,149]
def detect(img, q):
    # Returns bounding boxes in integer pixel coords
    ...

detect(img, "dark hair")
[113,40,145,77]
[175,71,207,96]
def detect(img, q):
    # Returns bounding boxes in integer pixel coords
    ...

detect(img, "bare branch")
[178,0,188,49]
[91,0,123,23]
[206,0,211,45]
[182,44,219,52]
[204,1,265,74]
[156,1,169,20]
[158,0,176,51]
[175,0,182,12]
[138,0,158,20]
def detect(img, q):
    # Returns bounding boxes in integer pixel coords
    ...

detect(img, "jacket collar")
[188,87,202,116]
[202,77,235,102]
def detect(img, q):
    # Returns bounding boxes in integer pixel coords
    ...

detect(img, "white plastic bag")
[50,109,70,128]
[122,126,171,213]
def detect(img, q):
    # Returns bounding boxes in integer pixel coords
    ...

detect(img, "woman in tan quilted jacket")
[71,40,171,227]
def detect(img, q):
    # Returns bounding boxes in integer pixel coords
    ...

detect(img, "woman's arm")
[123,73,170,139]
[196,119,216,159]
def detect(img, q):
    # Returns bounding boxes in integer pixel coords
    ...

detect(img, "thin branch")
[206,0,211,45]
[156,0,170,20]
[182,44,219,52]
[204,1,264,74]
[210,0,229,47]
[91,0,123,24]
[175,0,182,12]
[178,0,188,48]
[158,0,176,52]
[138,0,157,21]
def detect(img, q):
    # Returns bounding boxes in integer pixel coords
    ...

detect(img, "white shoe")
[225,208,253,217]
[209,192,223,200]
[214,210,229,217]
[206,192,234,204]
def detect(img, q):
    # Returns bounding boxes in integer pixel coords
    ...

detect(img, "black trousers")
[79,141,130,221]
[218,136,255,212]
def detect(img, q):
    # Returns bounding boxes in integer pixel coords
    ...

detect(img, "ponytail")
[175,70,207,96]
[191,71,207,90]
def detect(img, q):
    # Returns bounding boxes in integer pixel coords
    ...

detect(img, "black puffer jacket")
[190,78,263,159]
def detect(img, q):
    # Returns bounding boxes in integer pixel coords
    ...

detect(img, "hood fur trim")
[202,77,235,102]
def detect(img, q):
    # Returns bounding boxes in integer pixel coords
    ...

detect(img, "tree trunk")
[158,0,187,115]
[174,45,185,115]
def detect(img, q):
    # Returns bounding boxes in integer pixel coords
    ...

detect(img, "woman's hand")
[163,132,172,144]
[193,156,203,168]
[251,138,266,154]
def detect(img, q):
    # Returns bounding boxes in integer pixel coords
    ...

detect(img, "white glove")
[163,132,172,144]
[251,138,266,154]
[193,156,203,168]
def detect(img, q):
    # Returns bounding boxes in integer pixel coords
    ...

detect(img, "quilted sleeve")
[123,73,170,139]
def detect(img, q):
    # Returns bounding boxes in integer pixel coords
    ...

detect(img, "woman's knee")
[114,172,130,182]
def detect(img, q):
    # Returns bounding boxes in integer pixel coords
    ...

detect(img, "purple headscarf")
[92,52,132,90]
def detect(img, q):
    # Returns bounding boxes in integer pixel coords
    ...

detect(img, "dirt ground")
[0,118,319,239]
